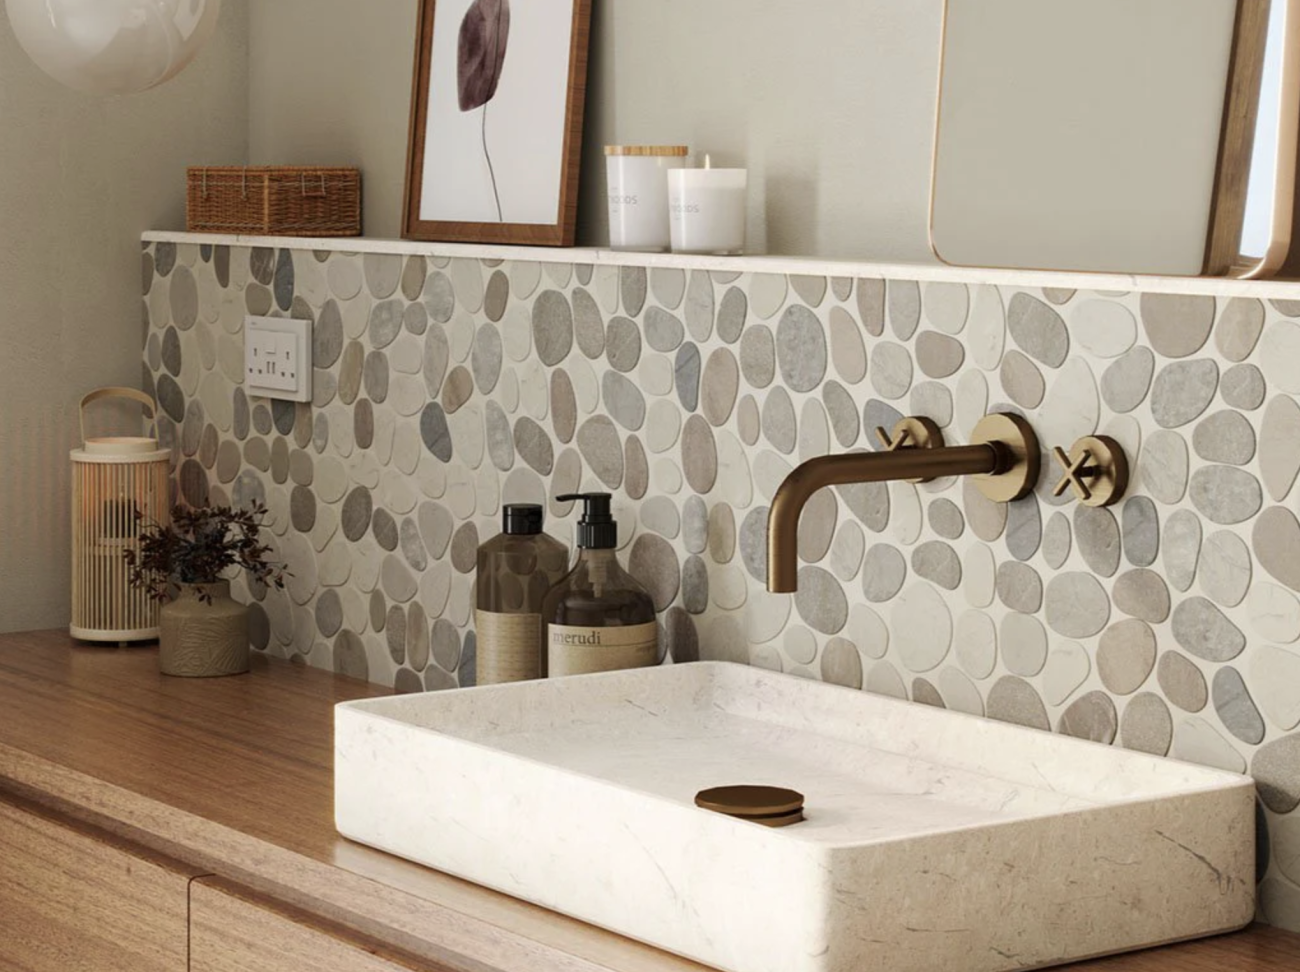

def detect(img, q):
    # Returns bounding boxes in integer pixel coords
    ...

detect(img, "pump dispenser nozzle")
[556,493,617,549]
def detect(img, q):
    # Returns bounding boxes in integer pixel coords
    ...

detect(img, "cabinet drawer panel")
[191,878,451,972]
[0,794,194,972]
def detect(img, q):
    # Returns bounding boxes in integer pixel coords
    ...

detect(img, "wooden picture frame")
[402,0,592,246]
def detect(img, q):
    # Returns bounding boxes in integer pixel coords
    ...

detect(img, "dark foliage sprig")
[124,503,288,604]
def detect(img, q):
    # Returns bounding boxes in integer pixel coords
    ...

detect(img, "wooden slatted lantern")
[70,388,170,644]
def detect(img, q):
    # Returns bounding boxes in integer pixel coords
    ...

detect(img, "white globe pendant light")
[5,0,222,95]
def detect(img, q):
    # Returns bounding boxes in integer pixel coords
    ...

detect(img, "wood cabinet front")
[190,877,454,972]
[0,792,196,972]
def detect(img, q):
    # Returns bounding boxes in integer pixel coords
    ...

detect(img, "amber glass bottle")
[475,505,569,684]
[540,494,658,678]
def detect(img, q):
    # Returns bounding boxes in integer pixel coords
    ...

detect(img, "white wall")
[248,0,943,259]
[0,4,250,634]
[248,1,421,239]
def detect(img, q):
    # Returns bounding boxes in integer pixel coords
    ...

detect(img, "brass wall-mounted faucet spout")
[767,414,1040,593]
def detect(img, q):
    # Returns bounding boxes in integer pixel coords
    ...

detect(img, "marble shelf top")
[142,230,1300,300]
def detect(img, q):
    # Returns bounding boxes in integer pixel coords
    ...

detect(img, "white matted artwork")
[403,0,591,246]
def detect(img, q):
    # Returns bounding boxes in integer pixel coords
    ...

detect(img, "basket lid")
[83,435,161,456]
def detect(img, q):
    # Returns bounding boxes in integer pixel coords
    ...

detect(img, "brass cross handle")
[1052,436,1130,508]
[874,416,942,453]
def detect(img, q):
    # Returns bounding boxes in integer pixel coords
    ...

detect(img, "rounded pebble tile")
[962,543,996,608]
[1008,293,1068,367]
[1261,320,1300,394]
[532,291,574,366]
[888,281,921,340]
[1188,465,1261,525]
[1100,346,1155,415]
[675,343,701,411]
[963,478,1007,542]
[1074,300,1136,358]
[1221,363,1265,411]
[1120,693,1173,756]
[625,436,650,499]
[1172,596,1246,662]
[829,521,866,581]
[1000,350,1045,409]
[680,416,718,494]
[927,498,964,540]
[1173,717,1245,774]
[813,636,860,688]
[1251,646,1300,730]
[1059,692,1119,744]
[1044,572,1110,638]
[828,307,867,384]
[824,381,861,447]
[1042,511,1071,570]
[1141,430,1190,504]
[1158,651,1208,713]
[869,342,913,401]
[1261,396,1300,501]
[1097,619,1157,695]
[1249,582,1300,643]
[776,305,828,393]
[955,610,997,679]
[1112,568,1170,623]
[620,267,648,317]
[605,316,641,374]
[891,583,951,673]
[739,325,776,388]
[862,544,907,603]
[996,560,1042,613]
[916,331,965,379]
[986,676,1049,731]
[1216,297,1265,361]
[857,279,885,336]
[795,565,849,635]
[912,540,961,591]
[1253,737,1300,813]
[1001,613,1047,677]
[1042,641,1091,705]
[701,348,740,427]
[1213,666,1265,745]
[578,416,624,489]
[1139,294,1214,358]
[709,503,736,564]
[1198,530,1252,608]
[1152,360,1219,429]
[1005,494,1041,562]
[1192,410,1255,466]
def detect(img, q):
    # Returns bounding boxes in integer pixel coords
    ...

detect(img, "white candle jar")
[668,166,748,255]
[605,146,688,252]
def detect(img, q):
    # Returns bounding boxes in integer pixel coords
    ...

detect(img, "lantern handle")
[80,387,159,447]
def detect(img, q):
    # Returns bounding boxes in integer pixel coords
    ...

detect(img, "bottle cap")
[556,493,617,549]
[502,504,544,536]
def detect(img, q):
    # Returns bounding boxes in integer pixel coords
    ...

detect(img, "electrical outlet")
[245,316,312,402]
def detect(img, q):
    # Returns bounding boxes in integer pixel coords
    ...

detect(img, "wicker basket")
[187,166,362,237]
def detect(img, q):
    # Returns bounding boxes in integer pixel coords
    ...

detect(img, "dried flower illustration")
[458,0,511,221]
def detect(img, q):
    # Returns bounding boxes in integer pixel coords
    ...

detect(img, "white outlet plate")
[245,316,312,403]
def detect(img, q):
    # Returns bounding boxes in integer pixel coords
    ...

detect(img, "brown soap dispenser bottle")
[475,504,570,684]
[541,493,658,678]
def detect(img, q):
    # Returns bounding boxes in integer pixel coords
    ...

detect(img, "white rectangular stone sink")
[335,662,1255,972]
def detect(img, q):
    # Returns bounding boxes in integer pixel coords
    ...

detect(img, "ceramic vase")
[158,581,249,677]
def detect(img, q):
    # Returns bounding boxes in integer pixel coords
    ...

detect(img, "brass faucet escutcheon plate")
[874,417,944,483]
[969,413,1041,503]
[1053,435,1130,508]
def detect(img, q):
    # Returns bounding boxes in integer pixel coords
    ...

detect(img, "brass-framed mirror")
[931,0,1300,278]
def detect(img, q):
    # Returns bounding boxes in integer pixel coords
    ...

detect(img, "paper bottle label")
[547,622,659,677]
[475,609,542,684]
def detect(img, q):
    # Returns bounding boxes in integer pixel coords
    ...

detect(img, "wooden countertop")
[0,630,1296,972]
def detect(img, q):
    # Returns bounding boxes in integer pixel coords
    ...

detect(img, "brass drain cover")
[694,785,805,827]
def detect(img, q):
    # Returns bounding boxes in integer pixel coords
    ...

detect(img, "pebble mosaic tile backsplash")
[144,237,1300,927]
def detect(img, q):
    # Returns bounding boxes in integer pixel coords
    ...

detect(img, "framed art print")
[403,0,592,246]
